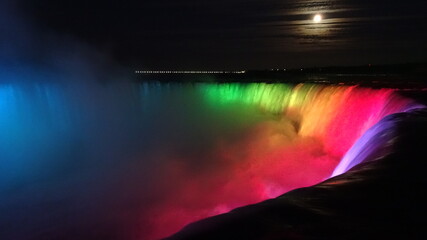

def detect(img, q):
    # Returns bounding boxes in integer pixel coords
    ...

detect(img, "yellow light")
[313,14,322,23]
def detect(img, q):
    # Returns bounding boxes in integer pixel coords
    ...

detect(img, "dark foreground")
[166,109,427,240]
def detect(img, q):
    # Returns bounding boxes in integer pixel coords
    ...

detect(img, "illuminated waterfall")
[199,83,416,157]
[0,82,419,240]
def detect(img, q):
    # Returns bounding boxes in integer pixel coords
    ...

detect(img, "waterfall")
[0,81,420,240]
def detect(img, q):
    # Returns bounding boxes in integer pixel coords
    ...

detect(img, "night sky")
[16,0,427,69]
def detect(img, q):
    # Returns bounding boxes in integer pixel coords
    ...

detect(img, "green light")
[199,83,294,113]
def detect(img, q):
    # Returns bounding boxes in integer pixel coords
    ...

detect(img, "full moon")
[313,14,322,23]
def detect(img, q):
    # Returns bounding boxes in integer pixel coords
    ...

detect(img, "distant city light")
[313,14,322,23]
[135,70,246,74]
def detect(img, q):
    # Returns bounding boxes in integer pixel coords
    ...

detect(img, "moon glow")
[313,14,322,23]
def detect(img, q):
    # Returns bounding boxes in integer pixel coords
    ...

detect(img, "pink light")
[138,85,415,239]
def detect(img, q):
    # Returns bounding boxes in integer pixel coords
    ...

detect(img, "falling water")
[0,82,418,239]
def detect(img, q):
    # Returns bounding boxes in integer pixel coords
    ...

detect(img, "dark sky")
[22,0,427,69]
